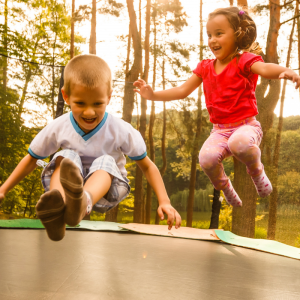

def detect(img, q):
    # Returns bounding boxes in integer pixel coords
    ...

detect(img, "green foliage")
[118,162,135,213]
[255,227,267,239]
[218,196,232,231]
[153,219,210,229]
[277,171,300,205]
[170,184,213,212]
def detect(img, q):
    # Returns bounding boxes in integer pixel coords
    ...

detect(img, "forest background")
[1,0,300,247]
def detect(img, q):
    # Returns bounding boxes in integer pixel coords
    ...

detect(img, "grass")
[256,204,300,247]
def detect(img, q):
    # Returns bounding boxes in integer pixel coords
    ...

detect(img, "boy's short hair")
[63,54,112,96]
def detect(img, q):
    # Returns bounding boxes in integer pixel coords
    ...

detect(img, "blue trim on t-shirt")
[28,148,48,159]
[70,112,108,141]
[128,152,147,161]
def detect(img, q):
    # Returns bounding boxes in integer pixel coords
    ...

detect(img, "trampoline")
[1,224,300,300]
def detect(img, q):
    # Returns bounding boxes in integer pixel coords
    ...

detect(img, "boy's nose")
[83,107,95,116]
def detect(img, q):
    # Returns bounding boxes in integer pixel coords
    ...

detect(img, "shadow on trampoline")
[0,228,300,300]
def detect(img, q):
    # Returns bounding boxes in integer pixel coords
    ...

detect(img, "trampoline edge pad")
[0,219,127,232]
[215,230,300,260]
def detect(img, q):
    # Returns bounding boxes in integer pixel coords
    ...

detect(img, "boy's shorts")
[40,149,130,213]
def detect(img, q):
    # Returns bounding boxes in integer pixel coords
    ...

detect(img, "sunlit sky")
[7,0,300,124]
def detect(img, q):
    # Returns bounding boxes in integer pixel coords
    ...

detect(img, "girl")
[133,7,300,207]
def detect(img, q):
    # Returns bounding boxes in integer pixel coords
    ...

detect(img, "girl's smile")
[206,14,237,65]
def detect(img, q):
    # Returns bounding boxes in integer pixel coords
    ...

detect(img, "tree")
[186,0,203,227]
[267,7,296,239]
[71,0,75,58]
[133,0,151,224]
[74,0,124,55]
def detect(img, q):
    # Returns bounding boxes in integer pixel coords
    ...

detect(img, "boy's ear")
[107,90,113,105]
[61,87,70,105]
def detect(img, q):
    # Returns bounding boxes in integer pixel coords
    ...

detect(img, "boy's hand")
[0,192,5,207]
[157,203,181,230]
[279,70,300,89]
[133,79,154,100]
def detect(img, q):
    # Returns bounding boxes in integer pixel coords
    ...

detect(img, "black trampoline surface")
[0,229,300,300]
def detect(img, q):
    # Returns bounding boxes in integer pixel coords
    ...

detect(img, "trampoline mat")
[0,229,300,300]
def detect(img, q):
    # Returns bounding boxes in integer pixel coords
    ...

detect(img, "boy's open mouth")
[82,117,97,124]
[213,46,221,51]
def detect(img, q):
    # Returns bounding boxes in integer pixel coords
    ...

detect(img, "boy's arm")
[251,62,300,88]
[133,74,202,101]
[135,156,181,230]
[0,154,38,202]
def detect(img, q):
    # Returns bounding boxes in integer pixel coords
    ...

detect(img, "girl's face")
[206,14,237,63]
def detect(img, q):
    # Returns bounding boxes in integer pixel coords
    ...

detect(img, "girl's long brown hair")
[208,7,262,58]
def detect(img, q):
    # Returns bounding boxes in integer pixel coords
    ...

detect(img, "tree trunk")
[89,0,96,55]
[123,0,142,124]
[125,24,132,75]
[70,0,75,58]
[297,1,300,98]
[133,0,151,224]
[231,0,258,238]
[3,0,8,94]
[147,10,157,224]
[209,189,221,229]
[107,1,143,223]
[160,59,167,177]
[51,44,57,119]
[154,57,167,225]
[255,0,281,238]
[18,68,32,119]
[55,67,65,118]
[267,12,296,240]
[186,0,203,228]
[229,0,233,6]
[237,0,248,7]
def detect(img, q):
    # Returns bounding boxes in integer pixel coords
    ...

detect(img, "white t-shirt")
[28,112,147,177]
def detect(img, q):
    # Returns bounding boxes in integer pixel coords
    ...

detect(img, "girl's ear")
[61,87,70,105]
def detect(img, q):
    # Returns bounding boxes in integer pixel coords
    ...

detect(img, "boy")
[0,55,181,241]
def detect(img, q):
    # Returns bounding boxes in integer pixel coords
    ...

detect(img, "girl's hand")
[157,203,181,230]
[279,71,300,89]
[133,79,154,100]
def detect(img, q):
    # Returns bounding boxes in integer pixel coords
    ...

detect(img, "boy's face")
[62,83,111,133]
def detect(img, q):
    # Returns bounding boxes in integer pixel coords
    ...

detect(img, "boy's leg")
[199,130,242,207]
[228,123,272,197]
[60,158,112,226]
[36,156,66,241]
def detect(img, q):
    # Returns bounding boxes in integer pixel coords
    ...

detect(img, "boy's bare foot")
[60,158,88,227]
[36,189,66,241]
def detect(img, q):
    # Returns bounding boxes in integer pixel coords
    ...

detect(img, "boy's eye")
[76,102,85,105]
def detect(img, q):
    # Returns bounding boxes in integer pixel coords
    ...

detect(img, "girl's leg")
[228,124,272,197]
[60,158,112,226]
[199,131,242,207]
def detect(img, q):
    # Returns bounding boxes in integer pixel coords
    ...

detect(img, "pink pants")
[199,117,263,190]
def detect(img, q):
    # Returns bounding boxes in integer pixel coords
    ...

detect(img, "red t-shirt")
[193,52,264,124]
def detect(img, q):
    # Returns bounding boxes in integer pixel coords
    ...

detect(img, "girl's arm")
[133,74,202,101]
[0,154,38,201]
[251,62,300,88]
[135,156,181,230]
